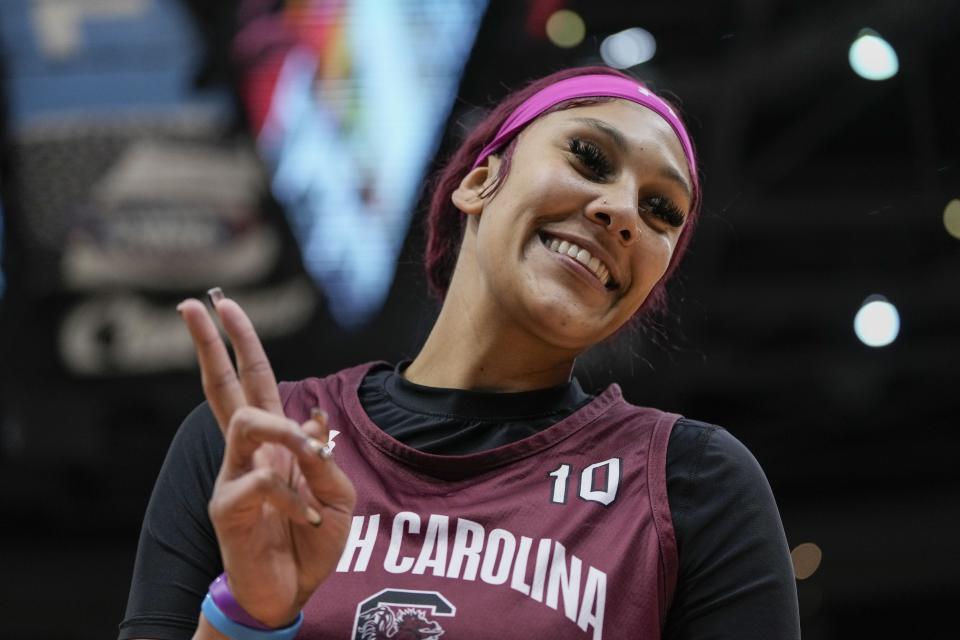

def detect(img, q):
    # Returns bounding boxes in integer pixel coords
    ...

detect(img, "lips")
[538,232,619,290]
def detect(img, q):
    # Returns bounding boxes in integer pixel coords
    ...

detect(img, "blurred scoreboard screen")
[0,0,487,380]
[237,0,488,328]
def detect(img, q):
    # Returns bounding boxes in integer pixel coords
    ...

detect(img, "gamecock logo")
[352,589,455,640]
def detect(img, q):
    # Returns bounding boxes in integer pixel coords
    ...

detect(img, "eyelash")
[567,137,686,229]
[641,196,686,228]
[568,137,613,179]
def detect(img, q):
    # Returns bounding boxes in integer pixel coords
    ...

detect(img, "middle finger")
[210,291,284,416]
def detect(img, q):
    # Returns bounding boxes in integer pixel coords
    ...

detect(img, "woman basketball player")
[120,66,801,640]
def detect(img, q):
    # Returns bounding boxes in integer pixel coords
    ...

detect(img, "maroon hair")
[423,65,701,319]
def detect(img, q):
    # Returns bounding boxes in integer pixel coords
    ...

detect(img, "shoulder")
[598,389,685,432]
[668,417,768,481]
[666,418,778,524]
[279,361,387,403]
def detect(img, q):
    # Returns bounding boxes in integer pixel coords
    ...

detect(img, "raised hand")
[177,289,356,631]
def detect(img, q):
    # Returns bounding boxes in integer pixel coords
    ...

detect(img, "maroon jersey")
[282,362,679,640]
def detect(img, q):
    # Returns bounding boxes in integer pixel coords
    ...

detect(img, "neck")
[404,265,579,393]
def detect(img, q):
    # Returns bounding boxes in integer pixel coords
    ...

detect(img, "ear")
[451,157,500,216]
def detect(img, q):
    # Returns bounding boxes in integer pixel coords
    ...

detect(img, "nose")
[585,196,640,244]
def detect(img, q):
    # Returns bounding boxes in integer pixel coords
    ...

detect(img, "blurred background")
[0,0,958,638]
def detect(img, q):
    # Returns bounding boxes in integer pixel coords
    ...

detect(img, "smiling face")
[451,99,693,352]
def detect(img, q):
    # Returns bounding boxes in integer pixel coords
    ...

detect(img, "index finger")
[177,298,246,431]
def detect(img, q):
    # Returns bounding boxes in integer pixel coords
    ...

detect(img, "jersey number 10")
[548,458,621,506]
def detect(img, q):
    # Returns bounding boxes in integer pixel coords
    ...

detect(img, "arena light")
[943,199,960,240]
[600,28,656,69]
[545,10,585,49]
[854,295,900,347]
[791,543,823,580]
[849,30,899,80]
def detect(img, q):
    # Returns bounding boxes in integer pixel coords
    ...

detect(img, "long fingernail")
[206,287,225,309]
[176,301,187,315]
[305,507,322,527]
[310,408,328,423]
[307,437,333,459]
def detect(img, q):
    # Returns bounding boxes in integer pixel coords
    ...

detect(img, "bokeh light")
[600,27,656,68]
[545,10,586,49]
[791,542,823,580]
[854,295,900,347]
[943,199,960,240]
[849,30,899,80]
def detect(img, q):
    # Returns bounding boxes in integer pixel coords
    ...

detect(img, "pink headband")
[472,74,698,196]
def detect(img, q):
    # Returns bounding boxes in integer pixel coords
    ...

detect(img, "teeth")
[541,234,613,287]
[575,249,591,267]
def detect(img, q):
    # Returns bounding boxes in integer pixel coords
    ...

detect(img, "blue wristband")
[202,593,303,640]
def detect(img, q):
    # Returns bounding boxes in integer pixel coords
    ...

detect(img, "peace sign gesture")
[177,289,356,634]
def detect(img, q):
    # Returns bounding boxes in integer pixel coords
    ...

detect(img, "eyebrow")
[570,116,693,201]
